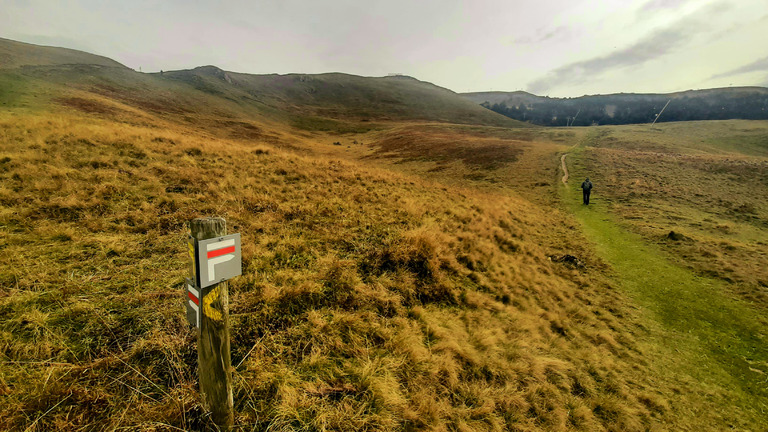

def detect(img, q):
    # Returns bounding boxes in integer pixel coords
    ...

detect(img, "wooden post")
[190,217,234,430]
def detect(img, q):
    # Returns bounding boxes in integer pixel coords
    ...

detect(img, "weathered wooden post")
[188,217,241,430]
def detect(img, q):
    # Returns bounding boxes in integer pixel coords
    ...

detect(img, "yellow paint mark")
[203,285,222,321]
[188,241,195,260]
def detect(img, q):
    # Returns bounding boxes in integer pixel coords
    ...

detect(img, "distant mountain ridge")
[160,65,524,126]
[0,37,525,128]
[7,36,765,129]
[462,88,768,126]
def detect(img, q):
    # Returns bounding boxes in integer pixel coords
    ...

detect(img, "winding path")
[560,154,569,184]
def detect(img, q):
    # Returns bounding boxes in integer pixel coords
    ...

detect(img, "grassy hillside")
[0,110,673,431]
[1,38,767,431]
[0,37,126,69]
[0,37,526,131]
[558,122,768,430]
[563,179,768,429]
[161,67,527,128]
[570,122,768,308]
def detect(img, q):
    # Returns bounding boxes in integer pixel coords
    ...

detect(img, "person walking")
[581,177,593,205]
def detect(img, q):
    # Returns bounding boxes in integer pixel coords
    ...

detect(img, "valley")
[1,38,767,431]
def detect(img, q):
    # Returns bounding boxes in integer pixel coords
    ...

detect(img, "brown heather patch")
[367,127,524,170]
[85,82,194,116]
[56,97,118,115]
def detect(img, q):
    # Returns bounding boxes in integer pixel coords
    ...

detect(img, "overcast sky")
[2,0,767,97]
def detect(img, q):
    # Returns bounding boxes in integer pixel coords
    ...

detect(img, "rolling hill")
[463,87,768,126]
[0,37,126,69]
[1,37,767,432]
[163,66,525,127]
[0,37,525,132]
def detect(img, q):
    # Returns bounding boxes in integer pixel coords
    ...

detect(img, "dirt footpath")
[561,154,569,184]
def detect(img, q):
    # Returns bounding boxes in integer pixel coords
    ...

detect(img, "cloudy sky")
[2,0,767,96]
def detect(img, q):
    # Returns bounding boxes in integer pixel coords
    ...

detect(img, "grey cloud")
[513,26,569,45]
[710,56,768,80]
[527,2,727,95]
[526,26,696,95]
[641,0,690,12]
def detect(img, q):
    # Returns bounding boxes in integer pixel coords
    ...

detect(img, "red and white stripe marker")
[187,280,200,327]
[206,239,236,283]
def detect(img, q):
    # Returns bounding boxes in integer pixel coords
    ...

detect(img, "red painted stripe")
[188,291,199,305]
[207,246,235,259]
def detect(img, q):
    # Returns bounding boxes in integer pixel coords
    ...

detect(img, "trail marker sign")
[185,278,201,327]
[188,218,236,429]
[191,233,242,289]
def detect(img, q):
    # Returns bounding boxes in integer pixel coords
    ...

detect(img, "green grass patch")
[702,133,768,157]
[290,115,380,134]
[0,72,35,108]
[563,146,768,415]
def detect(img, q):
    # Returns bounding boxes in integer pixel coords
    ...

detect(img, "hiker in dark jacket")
[581,178,593,205]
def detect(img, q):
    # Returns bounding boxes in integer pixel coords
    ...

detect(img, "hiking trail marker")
[187,217,239,430]
[194,234,242,289]
[185,278,200,328]
[185,233,241,327]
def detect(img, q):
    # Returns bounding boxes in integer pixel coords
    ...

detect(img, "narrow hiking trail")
[560,149,768,423]
[560,154,568,184]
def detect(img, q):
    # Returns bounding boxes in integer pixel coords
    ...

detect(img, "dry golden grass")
[0,108,710,431]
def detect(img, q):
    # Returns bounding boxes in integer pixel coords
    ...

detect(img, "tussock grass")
[0,109,685,431]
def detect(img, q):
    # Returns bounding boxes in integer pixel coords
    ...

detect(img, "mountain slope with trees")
[463,88,768,126]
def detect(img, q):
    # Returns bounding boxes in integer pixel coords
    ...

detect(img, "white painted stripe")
[187,284,200,299]
[189,300,200,327]
[208,254,235,282]
[207,239,235,251]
